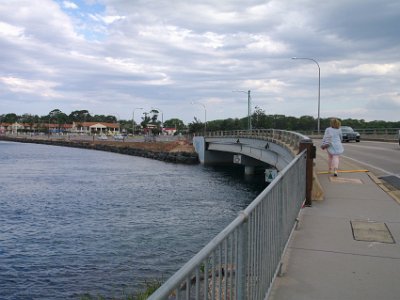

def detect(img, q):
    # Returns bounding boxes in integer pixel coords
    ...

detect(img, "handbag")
[321,143,330,150]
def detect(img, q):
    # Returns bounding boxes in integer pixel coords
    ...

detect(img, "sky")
[0,0,399,125]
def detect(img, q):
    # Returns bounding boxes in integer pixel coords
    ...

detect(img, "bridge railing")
[206,129,310,152]
[300,128,400,141]
[148,150,307,300]
[355,128,400,141]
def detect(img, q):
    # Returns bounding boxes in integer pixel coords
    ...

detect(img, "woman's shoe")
[334,169,338,177]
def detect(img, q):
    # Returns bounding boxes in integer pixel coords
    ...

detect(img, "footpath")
[269,147,400,300]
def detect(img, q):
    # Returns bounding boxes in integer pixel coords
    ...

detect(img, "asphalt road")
[340,140,400,178]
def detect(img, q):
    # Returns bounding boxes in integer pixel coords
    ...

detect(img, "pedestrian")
[321,118,344,176]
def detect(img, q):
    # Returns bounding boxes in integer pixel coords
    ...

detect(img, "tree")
[20,113,35,124]
[298,115,316,131]
[2,113,18,123]
[49,109,61,124]
[207,118,244,131]
[141,112,151,128]
[285,116,298,130]
[140,110,161,134]
[19,114,40,132]
[188,117,205,134]
[252,106,267,129]
[91,114,117,123]
[149,109,160,124]
[69,110,91,123]
[163,118,185,130]
[105,115,118,123]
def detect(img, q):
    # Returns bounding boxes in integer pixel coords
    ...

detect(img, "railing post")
[237,213,249,300]
[299,139,315,207]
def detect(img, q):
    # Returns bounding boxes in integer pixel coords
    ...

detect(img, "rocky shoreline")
[0,136,199,164]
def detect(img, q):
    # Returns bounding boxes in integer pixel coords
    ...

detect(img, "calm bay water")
[0,141,266,299]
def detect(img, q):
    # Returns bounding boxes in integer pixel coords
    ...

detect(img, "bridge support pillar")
[244,166,255,175]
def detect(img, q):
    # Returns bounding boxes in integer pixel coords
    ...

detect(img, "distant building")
[162,127,177,135]
[0,122,119,135]
[46,123,73,133]
[71,122,120,135]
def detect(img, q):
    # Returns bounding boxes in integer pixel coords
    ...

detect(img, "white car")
[97,134,108,140]
[113,134,124,140]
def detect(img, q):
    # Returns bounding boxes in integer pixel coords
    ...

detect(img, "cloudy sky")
[1,0,399,125]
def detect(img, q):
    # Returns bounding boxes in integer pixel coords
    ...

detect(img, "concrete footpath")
[269,147,400,300]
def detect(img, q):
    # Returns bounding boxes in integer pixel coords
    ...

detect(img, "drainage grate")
[351,220,395,244]
[379,175,400,190]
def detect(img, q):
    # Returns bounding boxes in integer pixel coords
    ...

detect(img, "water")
[0,141,266,299]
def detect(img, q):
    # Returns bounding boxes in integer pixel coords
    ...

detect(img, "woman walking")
[321,118,344,176]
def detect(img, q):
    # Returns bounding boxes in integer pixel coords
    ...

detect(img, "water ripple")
[0,141,266,299]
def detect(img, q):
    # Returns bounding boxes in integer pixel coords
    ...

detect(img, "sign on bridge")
[265,169,278,183]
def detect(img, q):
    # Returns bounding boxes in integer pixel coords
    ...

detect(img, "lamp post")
[82,112,88,135]
[48,116,51,138]
[113,113,121,135]
[292,57,321,134]
[233,90,252,130]
[48,111,56,138]
[191,102,207,134]
[132,108,143,135]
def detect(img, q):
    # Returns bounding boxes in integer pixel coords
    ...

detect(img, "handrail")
[149,150,308,300]
[206,129,311,153]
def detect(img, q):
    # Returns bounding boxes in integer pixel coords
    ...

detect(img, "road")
[340,140,400,178]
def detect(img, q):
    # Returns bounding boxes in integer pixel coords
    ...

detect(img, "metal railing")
[149,150,307,300]
[300,128,400,141]
[206,129,310,152]
[355,128,399,141]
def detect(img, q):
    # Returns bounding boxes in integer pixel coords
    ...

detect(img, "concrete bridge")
[149,129,316,300]
[193,129,314,175]
[149,129,400,300]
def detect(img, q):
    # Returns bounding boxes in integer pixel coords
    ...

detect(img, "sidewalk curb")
[313,170,400,205]
[312,151,400,205]
[312,170,324,201]
[368,172,400,205]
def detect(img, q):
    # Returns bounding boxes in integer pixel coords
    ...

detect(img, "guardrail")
[299,128,400,141]
[148,150,308,300]
[355,128,399,141]
[206,129,310,152]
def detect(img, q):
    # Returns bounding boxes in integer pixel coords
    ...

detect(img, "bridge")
[149,130,400,300]
[193,129,311,171]
[149,129,316,300]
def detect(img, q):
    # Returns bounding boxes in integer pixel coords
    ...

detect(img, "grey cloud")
[0,0,399,123]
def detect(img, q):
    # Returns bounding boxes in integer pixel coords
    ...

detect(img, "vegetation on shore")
[80,279,163,300]
[1,107,399,137]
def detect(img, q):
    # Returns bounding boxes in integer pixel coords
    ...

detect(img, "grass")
[135,279,163,300]
[80,279,163,300]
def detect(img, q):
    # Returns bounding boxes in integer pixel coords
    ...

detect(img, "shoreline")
[0,135,199,164]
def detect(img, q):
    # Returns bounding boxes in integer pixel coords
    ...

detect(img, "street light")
[132,108,143,135]
[113,113,121,135]
[191,101,207,134]
[233,90,252,130]
[292,57,321,134]
[82,112,88,135]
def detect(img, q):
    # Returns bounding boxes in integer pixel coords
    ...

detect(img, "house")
[0,122,120,135]
[0,122,40,134]
[45,123,73,133]
[0,122,11,134]
[162,127,177,135]
[72,122,120,135]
